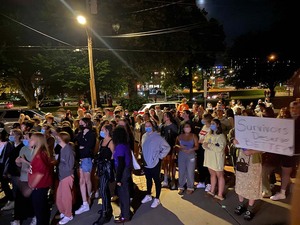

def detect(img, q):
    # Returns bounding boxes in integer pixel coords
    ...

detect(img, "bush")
[119,96,148,112]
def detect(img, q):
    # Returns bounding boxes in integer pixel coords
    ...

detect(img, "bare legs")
[208,168,225,198]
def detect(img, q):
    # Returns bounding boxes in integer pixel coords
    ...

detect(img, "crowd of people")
[0,96,299,224]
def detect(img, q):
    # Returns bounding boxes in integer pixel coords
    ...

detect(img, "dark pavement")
[0,168,292,225]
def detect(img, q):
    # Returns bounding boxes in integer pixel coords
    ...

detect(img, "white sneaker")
[55,213,65,219]
[205,184,211,192]
[270,192,286,201]
[29,217,37,225]
[10,220,20,225]
[1,201,14,211]
[75,204,90,215]
[196,182,206,189]
[151,198,160,208]
[59,216,73,225]
[141,195,152,204]
[161,181,168,187]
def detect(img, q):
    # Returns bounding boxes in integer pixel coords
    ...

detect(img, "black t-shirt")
[160,123,178,148]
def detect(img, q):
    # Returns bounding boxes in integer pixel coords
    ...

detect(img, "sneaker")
[30,217,37,225]
[55,213,65,220]
[270,192,286,201]
[205,184,211,192]
[10,220,20,225]
[170,181,176,190]
[1,201,14,211]
[75,204,90,215]
[141,195,152,204]
[151,198,160,208]
[161,181,168,188]
[59,216,73,225]
[196,182,206,189]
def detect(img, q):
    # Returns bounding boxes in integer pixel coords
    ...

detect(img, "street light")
[77,15,97,109]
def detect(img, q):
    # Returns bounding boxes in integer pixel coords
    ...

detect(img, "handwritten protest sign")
[234,116,294,156]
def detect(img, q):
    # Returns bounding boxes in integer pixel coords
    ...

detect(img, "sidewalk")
[0,169,291,225]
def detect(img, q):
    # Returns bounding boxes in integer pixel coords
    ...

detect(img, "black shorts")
[281,155,300,168]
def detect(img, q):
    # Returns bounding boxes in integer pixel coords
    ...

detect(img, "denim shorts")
[80,158,93,173]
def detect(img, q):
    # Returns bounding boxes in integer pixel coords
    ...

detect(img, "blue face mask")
[210,124,217,131]
[145,127,152,133]
[41,129,45,134]
[22,139,30,147]
[201,119,206,125]
[100,131,106,138]
[9,135,15,142]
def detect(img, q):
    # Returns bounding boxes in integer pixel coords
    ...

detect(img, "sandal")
[207,191,215,196]
[214,195,225,201]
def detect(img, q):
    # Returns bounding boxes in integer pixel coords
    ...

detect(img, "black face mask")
[79,125,85,130]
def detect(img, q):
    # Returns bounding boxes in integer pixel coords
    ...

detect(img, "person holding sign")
[202,118,227,200]
[232,139,262,221]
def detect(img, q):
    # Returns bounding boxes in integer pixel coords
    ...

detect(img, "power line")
[126,0,184,14]
[0,13,73,47]
[3,45,219,54]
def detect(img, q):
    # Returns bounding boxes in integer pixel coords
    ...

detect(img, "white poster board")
[234,116,295,156]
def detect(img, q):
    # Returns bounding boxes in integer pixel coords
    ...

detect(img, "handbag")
[18,180,33,197]
[235,156,250,173]
[131,151,141,170]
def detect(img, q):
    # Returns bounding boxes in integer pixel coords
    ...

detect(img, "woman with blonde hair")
[28,132,53,225]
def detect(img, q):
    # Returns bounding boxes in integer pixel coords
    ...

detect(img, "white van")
[138,101,180,114]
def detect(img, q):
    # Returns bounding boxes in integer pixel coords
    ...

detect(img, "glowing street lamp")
[76,15,97,109]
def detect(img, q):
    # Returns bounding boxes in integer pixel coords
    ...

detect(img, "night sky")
[1,0,297,48]
[196,0,279,45]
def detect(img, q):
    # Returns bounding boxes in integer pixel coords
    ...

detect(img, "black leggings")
[144,160,162,199]
[99,173,112,213]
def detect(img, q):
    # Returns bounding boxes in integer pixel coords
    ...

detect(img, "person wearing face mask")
[202,118,227,201]
[5,129,24,207]
[74,118,96,215]
[55,132,75,225]
[93,124,114,225]
[11,132,35,225]
[196,113,213,190]
[140,120,170,208]
[175,121,199,195]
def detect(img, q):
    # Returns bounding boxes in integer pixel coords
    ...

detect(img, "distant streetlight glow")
[77,15,87,25]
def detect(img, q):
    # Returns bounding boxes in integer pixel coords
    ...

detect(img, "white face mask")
[184,127,191,133]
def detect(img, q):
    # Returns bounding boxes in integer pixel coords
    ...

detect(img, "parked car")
[0,108,59,132]
[138,102,180,114]
[149,88,163,95]
[213,92,230,100]
[39,101,61,107]
[166,94,185,101]
[0,102,14,109]
[192,94,204,101]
